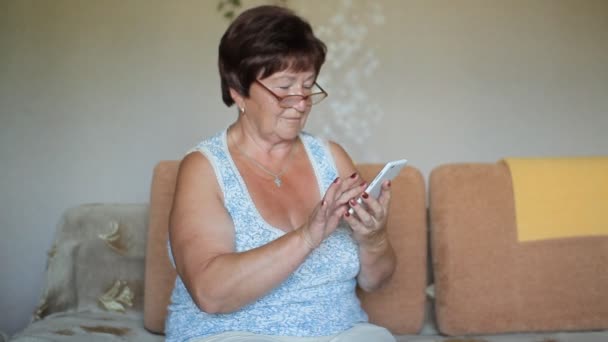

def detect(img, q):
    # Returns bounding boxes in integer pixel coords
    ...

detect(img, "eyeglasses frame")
[254,79,328,108]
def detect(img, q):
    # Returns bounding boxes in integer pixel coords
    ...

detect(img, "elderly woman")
[166,5,396,342]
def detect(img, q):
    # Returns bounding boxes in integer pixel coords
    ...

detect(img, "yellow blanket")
[503,157,608,242]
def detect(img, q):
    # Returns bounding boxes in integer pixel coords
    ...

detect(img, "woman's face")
[238,69,317,141]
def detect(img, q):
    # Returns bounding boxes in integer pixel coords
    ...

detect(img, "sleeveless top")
[165,129,368,342]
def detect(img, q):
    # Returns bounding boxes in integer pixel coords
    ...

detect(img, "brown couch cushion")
[143,161,179,333]
[143,161,427,335]
[356,164,428,334]
[429,162,608,336]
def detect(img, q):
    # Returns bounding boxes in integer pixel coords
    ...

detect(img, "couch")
[9,161,608,341]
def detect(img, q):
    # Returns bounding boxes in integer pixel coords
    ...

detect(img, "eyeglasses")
[254,80,328,108]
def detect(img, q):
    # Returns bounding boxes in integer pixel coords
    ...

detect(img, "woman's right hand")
[300,173,367,249]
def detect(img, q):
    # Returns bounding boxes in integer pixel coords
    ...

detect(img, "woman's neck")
[229,120,297,159]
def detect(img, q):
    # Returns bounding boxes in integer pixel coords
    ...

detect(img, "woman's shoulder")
[189,130,226,153]
[178,130,228,192]
[175,150,225,204]
[299,131,336,155]
[184,130,231,168]
[299,131,343,151]
[326,141,356,177]
[300,132,356,179]
[178,151,214,182]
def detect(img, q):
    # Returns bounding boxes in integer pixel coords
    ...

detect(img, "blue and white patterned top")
[165,129,368,342]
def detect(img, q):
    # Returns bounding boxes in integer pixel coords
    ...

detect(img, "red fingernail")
[362,192,369,199]
[333,177,340,183]
[349,172,357,179]
[387,180,391,187]
[360,182,366,187]
[321,199,326,206]
[345,211,350,217]
[349,198,357,206]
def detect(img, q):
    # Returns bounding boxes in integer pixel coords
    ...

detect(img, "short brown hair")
[218,5,327,106]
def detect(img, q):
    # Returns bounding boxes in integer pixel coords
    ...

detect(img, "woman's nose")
[292,97,308,112]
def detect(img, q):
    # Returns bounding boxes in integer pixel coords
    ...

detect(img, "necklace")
[231,133,297,188]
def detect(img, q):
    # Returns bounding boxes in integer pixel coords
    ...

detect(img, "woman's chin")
[278,120,305,136]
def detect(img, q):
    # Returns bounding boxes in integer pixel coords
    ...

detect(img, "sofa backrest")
[429,162,608,336]
[143,160,428,335]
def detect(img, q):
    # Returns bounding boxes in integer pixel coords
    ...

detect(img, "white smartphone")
[348,159,408,214]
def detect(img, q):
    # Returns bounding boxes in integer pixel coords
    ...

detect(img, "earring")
[240,107,245,113]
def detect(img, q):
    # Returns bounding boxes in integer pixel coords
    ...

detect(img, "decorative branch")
[217,0,288,21]
[217,0,242,21]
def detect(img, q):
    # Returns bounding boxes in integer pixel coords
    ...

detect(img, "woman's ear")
[229,88,245,112]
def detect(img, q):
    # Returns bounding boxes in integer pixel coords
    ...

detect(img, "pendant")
[274,177,282,187]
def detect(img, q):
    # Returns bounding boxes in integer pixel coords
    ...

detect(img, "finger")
[343,208,370,234]
[377,180,392,208]
[309,199,328,225]
[338,171,365,191]
[314,178,339,224]
[322,176,342,206]
[328,204,348,226]
[342,171,361,187]
[360,192,384,221]
[348,198,376,228]
[336,180,367,206]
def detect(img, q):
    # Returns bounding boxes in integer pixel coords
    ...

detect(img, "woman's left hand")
[344,180,391,250]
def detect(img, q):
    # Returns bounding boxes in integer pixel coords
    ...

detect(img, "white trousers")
[190,323,396,342]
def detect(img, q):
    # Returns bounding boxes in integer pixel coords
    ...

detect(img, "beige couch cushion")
[429,163,608,336]
[36,203,148,320]
[144,161,427,335]
[11,311,163,342]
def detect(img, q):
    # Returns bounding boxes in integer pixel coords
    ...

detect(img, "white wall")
[1,0,607,335]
